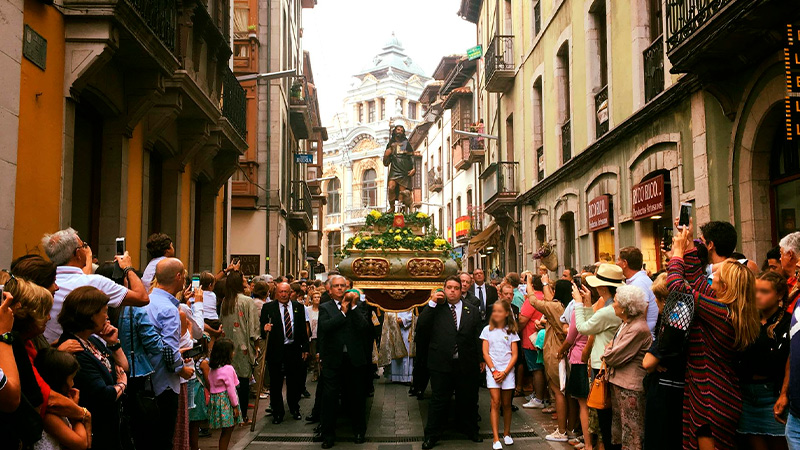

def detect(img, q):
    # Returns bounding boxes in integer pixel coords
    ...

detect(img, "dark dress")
[383,139,414,188]
[643,323,687,450]
[666,250,741,450]
[60,332,123,450]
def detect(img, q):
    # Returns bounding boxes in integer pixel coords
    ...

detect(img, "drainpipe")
[264,0,272,274]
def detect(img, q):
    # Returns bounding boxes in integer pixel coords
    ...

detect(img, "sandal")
[542,406,556,414]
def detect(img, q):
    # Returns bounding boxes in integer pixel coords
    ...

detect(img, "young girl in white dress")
[480,301,520,450]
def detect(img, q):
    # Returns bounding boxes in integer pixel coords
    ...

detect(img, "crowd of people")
[1,220,799,450]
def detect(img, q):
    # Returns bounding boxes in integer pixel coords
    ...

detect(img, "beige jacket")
[602,315,652,392]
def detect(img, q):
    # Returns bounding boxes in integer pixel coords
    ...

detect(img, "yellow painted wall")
[126,124,144,268]
[180,164,192,264]
[13,0,65,257]
[609,3,633,128]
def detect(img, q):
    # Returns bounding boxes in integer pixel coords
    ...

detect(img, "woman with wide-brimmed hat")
[573,263,626,449]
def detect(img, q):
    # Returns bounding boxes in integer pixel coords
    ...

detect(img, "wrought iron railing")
[221,66,247,139]
[482,162,519,204]
[484,35,515,83]
[561,120,572,163]
[595,85,608,138]
[666,0,731,51]
[644,37,665,103]
[345,207,386,225]
[127,0,176,52]
[428,167,443,192]
[291,180,313,220]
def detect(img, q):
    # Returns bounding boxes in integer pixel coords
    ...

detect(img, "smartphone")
[678,203,692,229]
[662,227,673,251]
[191,275,200,290]
[232,258,240,265]
[574,278,582,289]
[183,344,205,359]
[115,237,126,255]
[0,285,4,301]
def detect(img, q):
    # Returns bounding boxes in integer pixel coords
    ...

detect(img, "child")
[481,301,520,449]
[189,355,211,450]
[206,338,242,450]
[33,348,91,450]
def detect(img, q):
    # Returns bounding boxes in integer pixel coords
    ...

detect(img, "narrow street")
[202,379,569,450]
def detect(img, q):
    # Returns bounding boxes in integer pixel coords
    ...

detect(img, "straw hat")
[585,263,626,288]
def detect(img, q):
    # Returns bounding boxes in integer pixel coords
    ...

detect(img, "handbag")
[586,362,611,410]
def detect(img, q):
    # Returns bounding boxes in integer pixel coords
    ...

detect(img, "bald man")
[260,282,310,423]
[144,258,195,449]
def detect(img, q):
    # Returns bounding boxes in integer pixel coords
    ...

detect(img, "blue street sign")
[294,153,314,164]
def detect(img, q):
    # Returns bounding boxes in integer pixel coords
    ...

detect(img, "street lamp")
[236,68,299,83]
[452,129,499,140]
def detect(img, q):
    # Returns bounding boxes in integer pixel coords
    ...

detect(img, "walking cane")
[250,319,271,432]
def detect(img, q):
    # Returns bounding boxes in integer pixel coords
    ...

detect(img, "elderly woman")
[602,285,652,450]
[57,286,129,450]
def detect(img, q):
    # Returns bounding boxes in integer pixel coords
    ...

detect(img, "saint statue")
[383,124,415,213]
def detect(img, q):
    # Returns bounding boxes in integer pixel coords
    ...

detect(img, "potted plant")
[247,24,257,39]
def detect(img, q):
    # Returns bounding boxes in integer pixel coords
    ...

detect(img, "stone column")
[97,119,130,260]
[0,0,22,266]
[160,159,184,255]
[690,91,711,225]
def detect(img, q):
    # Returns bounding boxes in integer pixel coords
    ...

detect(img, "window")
[588,0,609,138]
[504,0,512,33]
[505,114,514,162]
[327,231,341,269]
[466,189,473,214]
[380,98,386,120]
[362,169,377,207]
[358,104,364,123]
[327,177,341,213]
[643,0,664,103]
[408,101,417,120]
[532,77,544,180]
[456,196,462,217]
[533,1,541,37]
[368,101,376,123]
[556,43,571,164]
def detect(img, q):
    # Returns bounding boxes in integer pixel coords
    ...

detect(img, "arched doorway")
[560,212,576,271]
[770,126,800,241]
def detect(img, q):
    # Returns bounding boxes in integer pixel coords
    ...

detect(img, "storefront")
[632,172,672,272]
[588,194,615,263]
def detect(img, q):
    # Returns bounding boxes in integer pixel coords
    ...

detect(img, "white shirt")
[428,299,463,329]
[141,256,166,290]
[279,301,295,345]
[45,266,128,343]
[202,290,219,320]
[474,284,487,309]
[480,325,520,369]
[626,270,658,336]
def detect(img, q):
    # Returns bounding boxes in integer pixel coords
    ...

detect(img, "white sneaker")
[522,398,545,409]
[545,429,568,442]
[503,435,514,445]
[525,393,535,401]
[492,441,503,449]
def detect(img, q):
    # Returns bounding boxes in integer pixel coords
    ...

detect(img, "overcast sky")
[303,0,476,125]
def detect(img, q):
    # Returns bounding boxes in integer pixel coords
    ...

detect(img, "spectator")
[698,221,738,276]
[764,246,783,273]
[306,290,321,382]
[601,285,652,450]
[557,285,592,450]
[57,286,129,450]
[668,221,760,450]
[520,276,546,410]
[142,233,175,290]
[779,232,800,312]
[573,263,625,450]
[738,271,790,449]
[41,228,148,343]
[174,282,204,450]
[504,273,525,309]
[0,288,20,413]
[527,277,571,442]
[219,270,260,425]
[617,246,658,335]
[10,254,58,295]
[206,338,241,450]
[145,258,195,449]
[642,273,686,450]
[200,271,222,333]
[33,348,91,450]
[471,268,498,324]
[459,272,479,308]
[252,281,270,314]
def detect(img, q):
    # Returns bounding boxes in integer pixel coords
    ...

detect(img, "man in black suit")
[458,272,480,309]
[419,276,484,449]
[317,275,372,448]
[260,282,310,424]
[470,268,498,324]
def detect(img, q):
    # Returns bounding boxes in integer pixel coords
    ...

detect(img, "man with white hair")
[41,228,149,343]
[780,232,800,312]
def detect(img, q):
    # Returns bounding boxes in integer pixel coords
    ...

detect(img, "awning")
[467,222,500,258]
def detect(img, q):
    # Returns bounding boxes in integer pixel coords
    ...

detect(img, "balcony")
[484,35,515,93]
[221,66,247,141]
[453,139,471,170]
[289,180,313,231]
[428,168,443,192]
[561,120,572,163]
[233,38,258,74]
[456,212,484,244]
[345,207,387,227]
[595,85,608,139]
[231,161,258,209]
[324,213,342,230]
[481,162,519,217]
[665,0,798,76]
[307,230,322,259]
[644,37,665,103]
[289,77,318,139]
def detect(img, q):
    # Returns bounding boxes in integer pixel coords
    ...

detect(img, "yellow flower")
[353,237,361,245]
[388,228,394,233]
[395,229,401,233]
[369,210,382,219]
[394,235,402,241]
[416,212,428,219]
[434,238,447,247]
[377,239,384,245]
[403,230,408,234]
[363,236,371,240]
[414,237,422,242]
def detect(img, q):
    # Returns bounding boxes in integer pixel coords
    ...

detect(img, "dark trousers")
[311,372,324,418]
[425,367,479,440]
[321,354,367,439]
[412,355,430,394]
[268,344,305,418]
[154,389,179,450]
[237,377,250,421]
[643,379,683,450]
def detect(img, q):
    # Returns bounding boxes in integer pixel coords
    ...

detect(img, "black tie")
[283,305,293,340]
[478,286,485,318]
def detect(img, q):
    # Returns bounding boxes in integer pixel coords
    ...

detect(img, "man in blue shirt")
[617,246,658,337]
[145,257,194,450]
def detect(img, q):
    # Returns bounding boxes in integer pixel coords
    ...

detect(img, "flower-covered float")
[338,210,461,312]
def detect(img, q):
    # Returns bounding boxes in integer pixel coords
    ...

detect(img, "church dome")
[357,32,428,79]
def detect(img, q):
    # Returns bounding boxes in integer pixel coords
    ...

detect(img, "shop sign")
[467,45,483,61]
[294,153,314,164]
[786,23,800,139]
[632,175,665,220]
[588,195,611,232]
[231,254,261,276]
